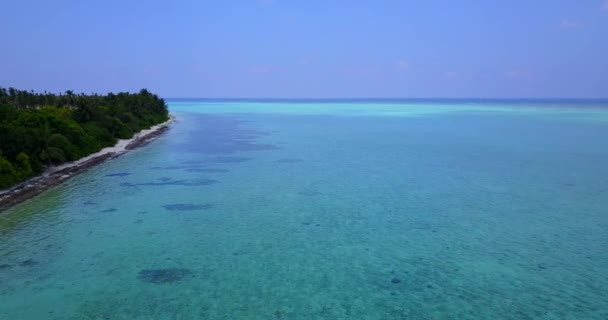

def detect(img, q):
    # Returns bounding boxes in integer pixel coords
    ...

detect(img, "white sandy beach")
[47,115,176,175]
[0,115,175,210]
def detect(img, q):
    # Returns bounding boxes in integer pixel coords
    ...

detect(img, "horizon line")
[165,97,608,101]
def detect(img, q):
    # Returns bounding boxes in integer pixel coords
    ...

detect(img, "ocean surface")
[1,100,608,319]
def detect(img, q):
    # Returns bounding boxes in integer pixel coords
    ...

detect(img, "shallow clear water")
[1,101,608,319]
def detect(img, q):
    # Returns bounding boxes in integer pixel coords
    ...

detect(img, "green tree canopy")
[0,87,169,188]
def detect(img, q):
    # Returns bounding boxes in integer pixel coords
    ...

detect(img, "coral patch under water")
[163,204,215,211]
[180,160,204,164]
[184,168,229,173]
[275,158,304,163]
[121,178,218,187]
[137,268,193,284]
[175,114,279,154]
[213,156,252,163]
[105,172,131,177]
[298,190,322,196]
[151,165,201,170]
[19,259,37,267]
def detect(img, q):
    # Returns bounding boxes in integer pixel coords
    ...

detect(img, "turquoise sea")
[1,100,608,319]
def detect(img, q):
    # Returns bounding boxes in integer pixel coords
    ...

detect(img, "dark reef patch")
[213,156,252,163]
[298,190,322,196]
[180,160,204,165]
[121,178,217,187]
[275,158,304,164]
[151,165,203,170]
[391,277,401,284]
[101,208,117,213]
[0,264,13,270]
[105,172,131,177]
[137,268,193,284]
[83,201,97,206]
[174,114,279,154]
[184,168,229,173]
[163,203,215,211]
[157,177,172,182]
[19,259,37,267]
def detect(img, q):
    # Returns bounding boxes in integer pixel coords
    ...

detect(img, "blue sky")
[1,0,607,98]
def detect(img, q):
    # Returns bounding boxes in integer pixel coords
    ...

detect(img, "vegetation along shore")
[0,88,172,211]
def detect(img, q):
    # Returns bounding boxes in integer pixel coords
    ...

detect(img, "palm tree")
[65,90,75,107]
[35,122,67,166]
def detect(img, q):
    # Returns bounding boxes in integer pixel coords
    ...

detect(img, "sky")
[1,0,608,98]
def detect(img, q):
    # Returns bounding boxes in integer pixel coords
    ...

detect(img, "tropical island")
[0,87,170,192]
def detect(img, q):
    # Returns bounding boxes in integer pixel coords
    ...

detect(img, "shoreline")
[0,115,176,212]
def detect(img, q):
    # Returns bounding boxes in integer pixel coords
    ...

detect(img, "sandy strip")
[0,115,176,212]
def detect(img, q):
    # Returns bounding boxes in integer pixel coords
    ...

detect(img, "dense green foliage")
[0,88,169,188]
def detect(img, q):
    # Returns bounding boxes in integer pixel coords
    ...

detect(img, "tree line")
[0,88,169,188]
